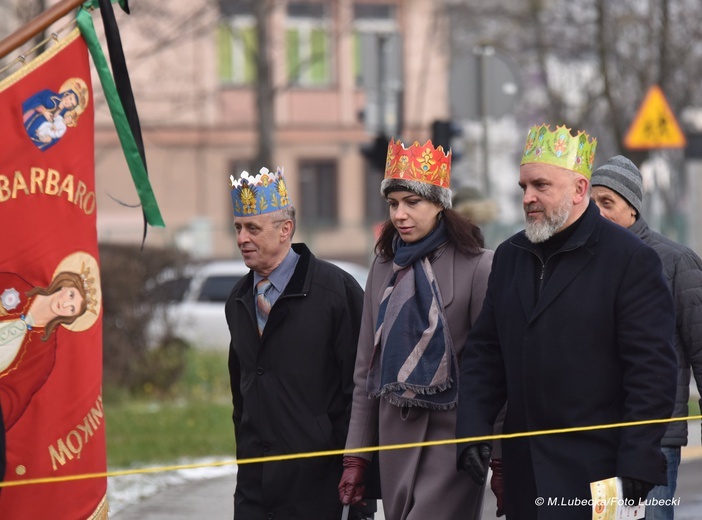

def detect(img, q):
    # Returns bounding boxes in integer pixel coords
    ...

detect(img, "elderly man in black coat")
[226,167,366,519]
[456,125,676,520]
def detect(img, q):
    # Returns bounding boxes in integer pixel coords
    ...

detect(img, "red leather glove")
[338,456,369,505]
[489,458,505,517]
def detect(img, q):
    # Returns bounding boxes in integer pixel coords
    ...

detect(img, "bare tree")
[251,0,275,169]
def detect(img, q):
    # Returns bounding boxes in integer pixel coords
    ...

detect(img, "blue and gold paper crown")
[230,167,291,217]
[521,124,597,179]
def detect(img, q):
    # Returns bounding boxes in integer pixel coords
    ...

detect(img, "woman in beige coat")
[339,139,493,520]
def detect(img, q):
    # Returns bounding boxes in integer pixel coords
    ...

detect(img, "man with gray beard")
[456,124,676,520]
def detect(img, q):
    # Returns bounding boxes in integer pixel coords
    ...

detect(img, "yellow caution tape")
[0,414,699,488]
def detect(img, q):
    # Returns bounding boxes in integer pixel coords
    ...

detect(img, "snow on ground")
[107,457,237,515]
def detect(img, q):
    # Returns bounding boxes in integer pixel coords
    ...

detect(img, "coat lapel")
[513,242,539,320]
[511,201,602,325]
[433,245,455,307]
[528,201,601,324]
[528,245,593,324]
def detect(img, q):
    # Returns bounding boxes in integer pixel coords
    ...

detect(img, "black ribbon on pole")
[96,0,151,245]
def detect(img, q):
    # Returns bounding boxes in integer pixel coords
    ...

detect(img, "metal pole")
[377,34,387,136]
[0,0,85,60]
[476,45,493,197]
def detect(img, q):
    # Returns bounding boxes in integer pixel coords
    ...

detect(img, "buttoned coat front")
[345,243,493,520]
[457,201,677,520]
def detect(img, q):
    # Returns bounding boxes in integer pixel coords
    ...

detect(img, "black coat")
[457,201,677,520]
[629,216,702,446]
[226,243,364,519]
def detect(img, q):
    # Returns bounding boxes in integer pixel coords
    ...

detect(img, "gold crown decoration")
[80,262,98,316]
[520,124,597,179]
[230,167,292,217]
[381,138,453,209]
[59,77,90,115]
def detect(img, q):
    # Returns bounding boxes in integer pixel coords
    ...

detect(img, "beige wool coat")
[345,243,494,520]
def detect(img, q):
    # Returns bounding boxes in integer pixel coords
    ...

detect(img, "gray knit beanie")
[590,155,643,215]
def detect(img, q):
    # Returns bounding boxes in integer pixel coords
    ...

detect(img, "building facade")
[89,0,451,262]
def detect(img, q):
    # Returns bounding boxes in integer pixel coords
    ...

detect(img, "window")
[352,3,398,87]
[298,160,338,225]
[218,1,256,85]
[352,3,401,135]
[286,2,332,87]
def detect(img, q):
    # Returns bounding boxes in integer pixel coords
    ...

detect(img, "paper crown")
[381,138,453,209]
[230,167,291,217]
[520,124,597,178]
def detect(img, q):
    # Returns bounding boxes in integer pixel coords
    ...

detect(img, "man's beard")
[524,194,573,243]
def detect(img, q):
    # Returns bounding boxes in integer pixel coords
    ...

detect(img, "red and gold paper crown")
[520,124,597,178]
[381,138,453,208]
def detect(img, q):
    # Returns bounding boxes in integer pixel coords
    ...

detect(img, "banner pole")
[0,0,86,61]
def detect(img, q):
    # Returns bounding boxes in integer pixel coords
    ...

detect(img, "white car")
[146,259,368,351]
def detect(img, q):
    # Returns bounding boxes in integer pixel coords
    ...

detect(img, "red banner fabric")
[0,29,107,519]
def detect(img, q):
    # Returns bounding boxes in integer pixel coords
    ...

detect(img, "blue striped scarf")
[366,221,458,410]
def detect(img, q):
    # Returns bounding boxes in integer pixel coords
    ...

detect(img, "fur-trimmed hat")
[591,155,643,215]
[381,138,452,209]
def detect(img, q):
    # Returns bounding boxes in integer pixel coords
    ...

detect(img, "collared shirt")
[252,247,300,307]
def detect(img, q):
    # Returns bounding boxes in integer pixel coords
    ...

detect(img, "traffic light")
[361,133,389,171]
[431,120,462,160]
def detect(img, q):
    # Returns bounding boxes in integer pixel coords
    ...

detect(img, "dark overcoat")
[457,201,677,520]
[226,243,364,519]
[629,216,702,446]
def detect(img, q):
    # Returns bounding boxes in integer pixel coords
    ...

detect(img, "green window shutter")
[217,23,233,83]
[242,27,258,84]
[287,29,300,84]
[352,31,361,86]
[310,28,328,84]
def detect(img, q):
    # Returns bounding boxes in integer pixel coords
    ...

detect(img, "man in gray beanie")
[592,155,702,520]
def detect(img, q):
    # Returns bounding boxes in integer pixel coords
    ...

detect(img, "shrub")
[99,244,191,394]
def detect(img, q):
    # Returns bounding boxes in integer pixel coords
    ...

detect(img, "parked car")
[146,258,368,350]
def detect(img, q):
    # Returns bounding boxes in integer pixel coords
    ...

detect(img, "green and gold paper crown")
[520,124,597,178]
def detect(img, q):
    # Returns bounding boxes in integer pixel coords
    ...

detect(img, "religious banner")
[0,28,107,519]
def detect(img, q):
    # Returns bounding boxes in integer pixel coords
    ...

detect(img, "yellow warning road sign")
[623,85,687,150]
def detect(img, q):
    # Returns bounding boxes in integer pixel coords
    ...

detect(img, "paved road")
[112,429,702,520]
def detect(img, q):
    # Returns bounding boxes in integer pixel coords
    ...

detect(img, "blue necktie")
[256,279,272,336]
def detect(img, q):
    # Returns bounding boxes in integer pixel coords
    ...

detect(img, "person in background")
[339,138,493,520]
[591,155,702,520]
[225,167,370,519]
[456,124,677,520]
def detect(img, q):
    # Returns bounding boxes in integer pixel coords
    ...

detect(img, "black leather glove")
[620,476,654,504]
[458,444,491,485]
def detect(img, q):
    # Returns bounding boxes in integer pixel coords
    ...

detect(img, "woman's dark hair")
[375,208,485,261]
